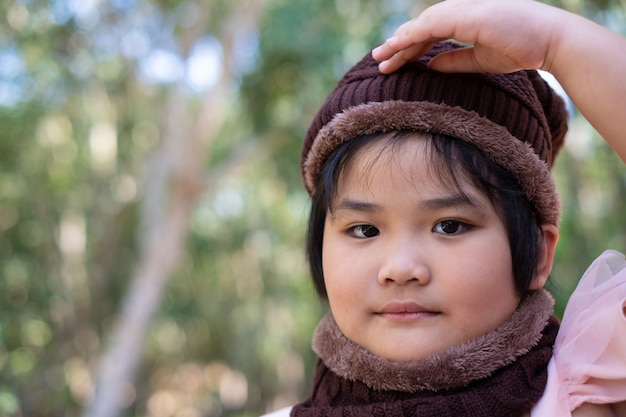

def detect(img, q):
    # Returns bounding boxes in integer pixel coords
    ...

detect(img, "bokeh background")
[0,0,624,416]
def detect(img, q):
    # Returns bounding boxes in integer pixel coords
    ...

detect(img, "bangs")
[325,131,485,216]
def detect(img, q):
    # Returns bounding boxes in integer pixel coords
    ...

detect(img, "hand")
[371,0,626,161]
[372,0,563,74]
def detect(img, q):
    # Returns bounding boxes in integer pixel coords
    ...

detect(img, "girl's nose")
[377,238,431,286]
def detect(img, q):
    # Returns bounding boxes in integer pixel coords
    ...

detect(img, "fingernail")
[386,36,398,44]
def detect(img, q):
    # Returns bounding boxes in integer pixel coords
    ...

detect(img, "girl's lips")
[377,301,439,320]
[379,301,434,314]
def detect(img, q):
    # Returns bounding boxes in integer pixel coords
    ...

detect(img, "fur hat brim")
[302,100,560,225]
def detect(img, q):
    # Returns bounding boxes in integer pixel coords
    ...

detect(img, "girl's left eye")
[433,220,469,235]
[349,224,380,239]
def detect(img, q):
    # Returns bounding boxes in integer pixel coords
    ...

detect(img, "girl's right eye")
[349,224,380,239]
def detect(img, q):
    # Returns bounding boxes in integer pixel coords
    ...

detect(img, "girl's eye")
[433,220,469,235]
[349,224,380,239]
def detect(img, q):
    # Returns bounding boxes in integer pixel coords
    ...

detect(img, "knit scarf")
[291,290,558,417]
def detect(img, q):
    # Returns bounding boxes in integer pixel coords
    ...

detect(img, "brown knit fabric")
[291,319,557,417]
[291,290,559,417]
[301,41,568,225]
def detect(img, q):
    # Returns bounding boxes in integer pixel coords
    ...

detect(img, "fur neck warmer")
[292,290,559,417]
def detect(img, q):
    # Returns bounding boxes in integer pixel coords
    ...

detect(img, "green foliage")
[549,129,626,315]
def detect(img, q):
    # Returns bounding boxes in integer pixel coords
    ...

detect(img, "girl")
[265,0,626,415]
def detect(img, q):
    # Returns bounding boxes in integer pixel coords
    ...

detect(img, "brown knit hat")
[301,42,568,225]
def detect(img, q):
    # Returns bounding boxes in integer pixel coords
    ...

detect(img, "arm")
[571,402,619,417]
[372,0,626,163]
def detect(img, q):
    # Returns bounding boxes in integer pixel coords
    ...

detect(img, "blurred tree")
[85,2,272,417]
[0,0,624,417]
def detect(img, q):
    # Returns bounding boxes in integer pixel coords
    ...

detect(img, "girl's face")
[322,137,528,361]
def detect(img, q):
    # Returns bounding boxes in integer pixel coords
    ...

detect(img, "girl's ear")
[529,224,560,290]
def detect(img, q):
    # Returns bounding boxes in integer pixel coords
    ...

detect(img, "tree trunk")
[84,2,266,416]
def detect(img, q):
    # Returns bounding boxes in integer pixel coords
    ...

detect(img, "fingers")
[376,46,488,75]
[371,22,441,62]
[372,1,472,73]
[376,40,525,75]
[374,41,437,74]
[427,49,479,73]
[428,48,489,73]
[433,46,526,74]
[371,37,401,62]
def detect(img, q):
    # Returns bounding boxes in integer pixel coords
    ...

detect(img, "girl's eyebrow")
[332,194,488,216]
[418,194,487,212]
[332,198,381,214]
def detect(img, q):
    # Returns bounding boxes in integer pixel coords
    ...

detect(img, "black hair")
[306,131,542,299]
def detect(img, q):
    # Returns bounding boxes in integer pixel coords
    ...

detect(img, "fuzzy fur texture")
[302,101,560,225]
[312,289,555,393]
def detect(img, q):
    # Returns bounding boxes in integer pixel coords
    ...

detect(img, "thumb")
[429,46,523,74]
[428,47,483,73]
